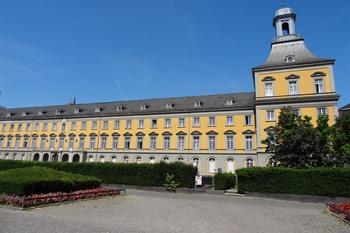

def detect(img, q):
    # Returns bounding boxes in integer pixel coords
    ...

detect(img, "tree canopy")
[262,107,350,168]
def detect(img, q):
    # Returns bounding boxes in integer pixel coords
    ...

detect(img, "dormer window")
[74,108,80,114]
[38,111,43,116]
[285,55,295,63]
[140,104,147,110]
[95,107,101,113]
[21,112,27,117]
[225,99,234,106]
[6,112,12,117]
[116,105,124,112]
[55,110,61,115]
[194,101,202,107]
[166,103,174,109]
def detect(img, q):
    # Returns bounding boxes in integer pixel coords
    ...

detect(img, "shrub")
[236,167,350,197]
[214,173,236,190]
[0,160,197,188]
[0,166,101,196]
[164,173,179,192]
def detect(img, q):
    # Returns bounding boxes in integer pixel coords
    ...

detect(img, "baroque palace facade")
[0,7,339,175]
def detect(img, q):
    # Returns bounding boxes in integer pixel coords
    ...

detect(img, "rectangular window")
[91,121,97,130]
[126,120,132,129]
[26,123,31,131]
[112,137,118,149]
[245,115,252,125]
[42,122,48,131]
[40,138,46,149]
[208,117,216,126]
[315,79,324,93]
[150,136,157,150]
[193,117,200,127]
[178,136,185,150]
[49,137,55,149]
[18,124,23,131]
[71,121,76,131]
[317,107,327,116]
[124,137,130,150]
[288,80,298,95]
[2,124,6,132]
[103,120,109,129]
[163,136,170,150]
[89,137,96,149]
[164,118,171,128]
[32,137,37,149]
[226,135,234,150]
[6,138,12,148]
[245,136,253,150]
[292,108,300,116]
[69,137,74,149]
[0,138,3,148]
[266,110,275,121]
[137,137,143,149]
[138,119,144,129]
[34,122,39,131]
[23,137,29,148]
[79,137,85,149]
[15,137,20,149]
[51,122,57,131]
[226,116,233,126]
[178,118,185,127]
[81,121,86,130]
[208,136,216,150]
[101,137,107,149]
[151,119,157,128]
[193,136,200,150]
[58,138,64,149]
[9,124,14,131]
[264,82,274,97]
[114,120,120,129]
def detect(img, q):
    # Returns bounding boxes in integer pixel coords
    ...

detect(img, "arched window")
[149,157,155,164]
[62,154,69,162]
[192,158,199,168]
[123,156,129,163]
[163,157,169,163]
[111,156,117,163]
[33,153,40,161]
[43,153,49,162]
[13,153,17,160]
[282,22,290,35]
[177,157,184,162]
[21,154,26,161]
[88,155,94,162]
[136,156,142,164]
[72,154,80,163]
[100,156,105,163]
[227,158,234,173]
[246,158,254,168]
[208,158,216,173]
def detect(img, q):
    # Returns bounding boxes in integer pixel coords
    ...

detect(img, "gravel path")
[0,190,349,233]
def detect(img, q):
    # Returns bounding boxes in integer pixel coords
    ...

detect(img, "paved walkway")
[0,190,348,233]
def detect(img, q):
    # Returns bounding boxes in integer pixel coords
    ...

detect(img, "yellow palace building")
[0,7,339,176]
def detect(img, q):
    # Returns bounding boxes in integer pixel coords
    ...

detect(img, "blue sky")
[0,0,349,108]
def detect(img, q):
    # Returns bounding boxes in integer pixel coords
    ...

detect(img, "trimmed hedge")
[214,173,236,190]
[0,160,197,188]
[0,166,101,196]
[236,167,350,197]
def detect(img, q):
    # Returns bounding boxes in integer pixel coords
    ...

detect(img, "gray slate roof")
[0,92,255,120]
[339,103,350,111]
[253,36,334,71]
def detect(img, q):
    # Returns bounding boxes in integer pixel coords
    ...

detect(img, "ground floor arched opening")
[52,153,59,162]
[62,154,69,162]
[72,154,80,162]
[43,153,49,162]
[33,153,40,161]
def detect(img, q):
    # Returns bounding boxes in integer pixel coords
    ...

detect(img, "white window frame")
[288,80,298,95]
[314,78,324,94]
[264,82,274,97]
[266,110,275,121]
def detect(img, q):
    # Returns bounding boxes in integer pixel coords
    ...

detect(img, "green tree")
[262,107,333,168]
[332,114,350,167]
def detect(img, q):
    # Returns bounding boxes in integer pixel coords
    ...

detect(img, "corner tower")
[252,6,339,165]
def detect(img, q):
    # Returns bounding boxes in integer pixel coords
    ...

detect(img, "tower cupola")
[273,7,296,38]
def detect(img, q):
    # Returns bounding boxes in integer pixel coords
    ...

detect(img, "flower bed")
[326,203,350,223]
[0,187,124,209]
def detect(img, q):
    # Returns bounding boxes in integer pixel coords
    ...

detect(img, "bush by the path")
[0,160,197,188]
[214,173,236,190]
[0,166,101,196]
[236,167,350,197]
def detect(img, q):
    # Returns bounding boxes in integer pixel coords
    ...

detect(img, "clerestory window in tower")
[282,22,290,35]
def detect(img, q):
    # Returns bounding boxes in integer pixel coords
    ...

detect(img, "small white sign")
[195,175,202,186]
